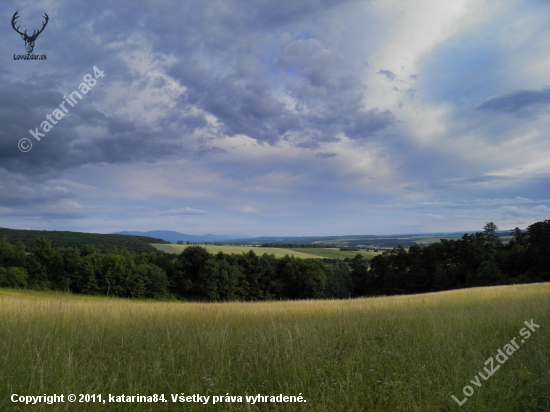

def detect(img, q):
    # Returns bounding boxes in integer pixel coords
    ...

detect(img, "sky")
[1,0,550,237]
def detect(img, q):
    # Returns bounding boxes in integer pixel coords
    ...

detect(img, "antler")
[11,11,49,40]
[29,13,49,40]
[11,11,27,37]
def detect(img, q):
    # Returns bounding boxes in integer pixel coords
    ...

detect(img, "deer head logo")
[11,11,49,54]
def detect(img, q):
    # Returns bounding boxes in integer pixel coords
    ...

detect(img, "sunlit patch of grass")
[287,247,381,259]
[151,244,322,259]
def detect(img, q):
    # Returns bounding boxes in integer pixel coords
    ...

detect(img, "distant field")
[151,244,323,258]
[152,244,381,259]
[288,247,381,259]
[0,284,548,411]
[410,234,513,245]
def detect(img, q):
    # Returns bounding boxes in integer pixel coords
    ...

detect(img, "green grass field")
[152,244,327,259]
[0,284,548,411]
[288,247,381,259]
[151,244,380,260]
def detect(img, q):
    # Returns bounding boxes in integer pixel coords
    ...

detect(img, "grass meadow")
[151,244,325,259]
[151,244,381,260]
[288,248,381,260]
[0,284,549,411]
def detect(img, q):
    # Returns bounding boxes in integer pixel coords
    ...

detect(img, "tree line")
[360,221,550,295]
[0,220,548,301]
[0,239,351,300]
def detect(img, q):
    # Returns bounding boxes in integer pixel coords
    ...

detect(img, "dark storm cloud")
[343,109,395,139]
[161,2,395,145]
[476,87,550,116]
[1,0,392,180]
[73,126,186,165]
[0,1,201,177]
[1,21,161,174]
[0,71,185,176]
[169,60,291,144]
[276,39,396,141]
[140,0,349,54]
[106,116,136,134]
[1,0,549,235]
[0,77,75,176]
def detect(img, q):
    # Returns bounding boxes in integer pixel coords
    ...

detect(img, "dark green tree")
[476,260,503,286]
[135,263,170,299]
[324,261,352,298]
[24,254,48,289]
[350,254,369,296]
[483,222,502,249]
[432,265,451,291]
[510,227,525,246]
[173,246,213,299]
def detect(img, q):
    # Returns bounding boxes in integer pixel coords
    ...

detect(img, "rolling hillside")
[0,227,168,254]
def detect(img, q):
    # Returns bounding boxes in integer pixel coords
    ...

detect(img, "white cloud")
[500,205,550,218]
[533,205,550,214]
[160,208,210,216]
[425,213,445,221]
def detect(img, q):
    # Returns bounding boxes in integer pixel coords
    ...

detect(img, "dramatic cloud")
[0,0,549,235]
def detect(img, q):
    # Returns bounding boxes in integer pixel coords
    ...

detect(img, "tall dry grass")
[0,284,549,411]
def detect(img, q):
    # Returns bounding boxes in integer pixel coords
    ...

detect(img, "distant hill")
[227,235,421,247]
[226,230,513,248]
[0,227,168,254]
[0,227,514,253]
[116,229,513,248]
[114,230,247,243]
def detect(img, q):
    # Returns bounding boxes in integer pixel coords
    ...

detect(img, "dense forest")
[0,227,167,254]
[0,220,548,301]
